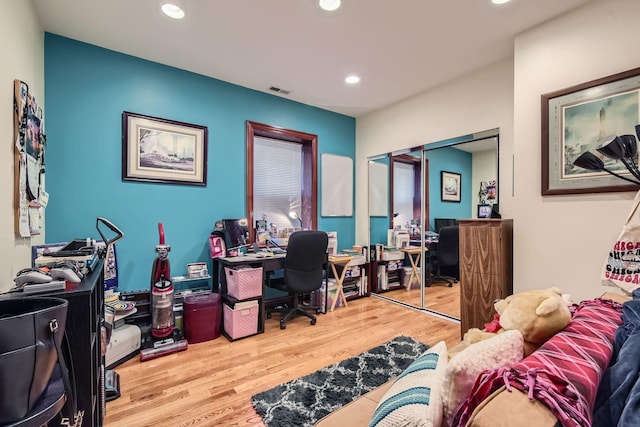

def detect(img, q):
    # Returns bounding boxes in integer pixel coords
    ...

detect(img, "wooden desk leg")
[330,262,349,312]
[406,253,421,291]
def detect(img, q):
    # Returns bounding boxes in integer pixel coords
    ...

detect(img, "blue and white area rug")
[251,336,429,427]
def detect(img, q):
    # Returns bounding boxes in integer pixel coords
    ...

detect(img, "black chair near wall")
[429,225,459,287]
[434,218,457,234]
[266,230,328,329]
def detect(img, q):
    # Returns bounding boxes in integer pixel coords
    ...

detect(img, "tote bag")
[0,297,72,424]
[601,190,640,293]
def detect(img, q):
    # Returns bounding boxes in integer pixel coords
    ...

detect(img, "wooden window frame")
[390,152,426,230]
[246,121,318,243]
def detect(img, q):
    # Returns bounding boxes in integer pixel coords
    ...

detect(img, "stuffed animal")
[461,287,572,357]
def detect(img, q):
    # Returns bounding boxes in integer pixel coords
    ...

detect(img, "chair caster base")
[279,322,286,330]
[310,318,317,325]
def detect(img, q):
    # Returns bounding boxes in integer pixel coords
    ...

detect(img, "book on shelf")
[113,308,138,328]
[341,249,361,255]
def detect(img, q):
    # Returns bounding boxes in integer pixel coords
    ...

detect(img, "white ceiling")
[32,0,593,118]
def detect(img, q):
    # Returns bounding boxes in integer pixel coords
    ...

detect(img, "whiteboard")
[321,153,353,216]
[368,161,388,216]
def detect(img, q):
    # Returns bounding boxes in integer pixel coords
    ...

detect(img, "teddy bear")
[440,288,573,424]
[460,287,572,357]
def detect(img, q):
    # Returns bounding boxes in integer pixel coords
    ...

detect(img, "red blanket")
[454,299,623,427]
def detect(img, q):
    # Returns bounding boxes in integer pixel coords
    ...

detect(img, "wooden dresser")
[458,219,513,338]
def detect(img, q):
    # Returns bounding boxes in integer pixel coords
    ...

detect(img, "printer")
[106,324,141,369]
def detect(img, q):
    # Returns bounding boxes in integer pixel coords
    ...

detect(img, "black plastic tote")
[0,297,68,424]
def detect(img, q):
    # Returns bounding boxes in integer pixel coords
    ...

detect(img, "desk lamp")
[572,125,640,185]
[289,211,302,229]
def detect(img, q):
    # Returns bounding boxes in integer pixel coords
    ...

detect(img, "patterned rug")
[251,336,429,427]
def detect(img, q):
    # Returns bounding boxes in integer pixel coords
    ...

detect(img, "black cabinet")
[44,260,105,426]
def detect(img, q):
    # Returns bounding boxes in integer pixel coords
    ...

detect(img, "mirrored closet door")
[367,129,500,319]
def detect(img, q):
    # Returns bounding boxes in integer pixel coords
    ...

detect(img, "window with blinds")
[393,161,415,229]
[253,137,302,231]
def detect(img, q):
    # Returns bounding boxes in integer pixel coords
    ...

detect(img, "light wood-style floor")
[379,279,461,318]
[105,296,461,427]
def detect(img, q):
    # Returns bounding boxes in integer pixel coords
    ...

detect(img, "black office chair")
[266,230,328,329]
[429,225,459,287]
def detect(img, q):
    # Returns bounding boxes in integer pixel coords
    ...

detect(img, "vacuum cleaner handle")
[158,222,165,245]
[96,217,125,252]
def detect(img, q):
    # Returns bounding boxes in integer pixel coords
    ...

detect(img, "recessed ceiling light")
[161,3,185,19]
[319,0,341,12]
[345,75,361,85]
[491,0,511,4]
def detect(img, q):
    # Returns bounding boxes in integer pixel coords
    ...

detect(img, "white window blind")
[253,137,302,230]
[393,162,415,229]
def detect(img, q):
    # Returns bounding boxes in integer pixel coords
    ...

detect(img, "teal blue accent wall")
[426,147,472,230]
[369,217,390,246]
[44,34,356,291]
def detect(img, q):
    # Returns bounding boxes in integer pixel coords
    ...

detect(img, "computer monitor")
[212,218,249,250]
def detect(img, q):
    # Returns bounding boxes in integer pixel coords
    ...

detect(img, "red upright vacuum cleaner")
[140,222,188,362]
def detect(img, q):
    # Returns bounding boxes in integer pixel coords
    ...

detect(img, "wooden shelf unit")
[370,259,404,293]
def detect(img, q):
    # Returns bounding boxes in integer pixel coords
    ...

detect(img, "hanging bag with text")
[602,190,640,293]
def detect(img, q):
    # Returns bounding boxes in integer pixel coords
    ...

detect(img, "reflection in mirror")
[368,155,390,247]
[367,129,499,320]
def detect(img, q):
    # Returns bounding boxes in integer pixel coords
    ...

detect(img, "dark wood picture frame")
[541,67,640,195]
[122,111,208,186]
[441,170,461,202]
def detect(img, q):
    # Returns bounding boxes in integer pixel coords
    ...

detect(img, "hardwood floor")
[104,296,461,426]
[377,279,461,318]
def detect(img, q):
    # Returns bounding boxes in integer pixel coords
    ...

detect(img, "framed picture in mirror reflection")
[477,204,492,219]
[441,171,461,202]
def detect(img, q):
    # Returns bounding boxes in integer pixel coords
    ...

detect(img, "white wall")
[472,149,498,213]
[0,0,44,291]
[357,0,639,303]
[356,58,515,246]
[513,0,640,302]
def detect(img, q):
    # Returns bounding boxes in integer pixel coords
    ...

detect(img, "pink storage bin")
[223,301,259,339]
[224,266,263,299]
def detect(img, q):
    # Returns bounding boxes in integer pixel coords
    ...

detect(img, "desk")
[214,253,287,339]
[215,253,367,335]
[327,255,353,312]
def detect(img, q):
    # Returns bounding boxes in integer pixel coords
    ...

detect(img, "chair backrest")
[437,225,459,266]
[284,230,329,293]
[434,218,457,234]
